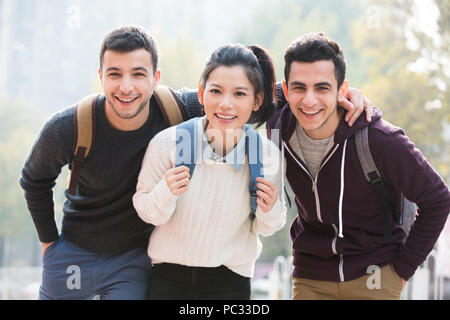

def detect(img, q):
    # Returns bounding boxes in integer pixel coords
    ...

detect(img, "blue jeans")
[148,263,251,300]
[39,235,151,300]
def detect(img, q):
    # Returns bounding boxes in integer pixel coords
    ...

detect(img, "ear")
[153,70,161,89]
[198,84,204,105]
[98,68,103,81]
[282,80,289,101]
[339,80,349,98]
[253,92,264,112]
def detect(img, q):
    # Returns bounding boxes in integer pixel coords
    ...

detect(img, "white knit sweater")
[133,118,286,278]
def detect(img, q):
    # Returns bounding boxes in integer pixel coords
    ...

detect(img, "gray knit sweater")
[20,89,202,253]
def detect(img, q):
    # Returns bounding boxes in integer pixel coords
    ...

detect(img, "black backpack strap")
[355,127,392,243]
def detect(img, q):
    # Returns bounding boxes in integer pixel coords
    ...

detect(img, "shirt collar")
[198,116,246,171]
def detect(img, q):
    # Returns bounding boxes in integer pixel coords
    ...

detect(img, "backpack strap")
[245,125,264,220]
[68,94,99,195]
[271,115,291,208]
[175,117,199,175]
[355,127,392,243]
[175,120,264,220]
[154,85,187,126]
[401,197,417,235]
[68,86,184,196]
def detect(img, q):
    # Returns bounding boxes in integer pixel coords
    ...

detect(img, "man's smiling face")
[99,49,160,129]
[283,60,347,140]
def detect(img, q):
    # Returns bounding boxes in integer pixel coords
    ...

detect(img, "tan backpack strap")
[68,94,98,195]
[153,85,185,126]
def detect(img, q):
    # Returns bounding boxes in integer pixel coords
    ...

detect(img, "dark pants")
[148,263,251,300]
[40,235,152,300]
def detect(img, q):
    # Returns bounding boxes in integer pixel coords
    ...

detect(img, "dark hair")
[284,33,346,89]
[200,44,276,127]
[100,25,159,74]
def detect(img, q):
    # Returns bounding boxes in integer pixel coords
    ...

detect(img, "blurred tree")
[232,0,366,84]
[352,0,450,180]
[157,33,207,90]
[0,98,43,235]
[409,0,450,179]
[0,97,47,265]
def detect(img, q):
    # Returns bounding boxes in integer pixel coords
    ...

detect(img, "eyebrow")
[290,81,333,87]
[105,67,149,73]
[209,83,251,91]
[315,82,333,87]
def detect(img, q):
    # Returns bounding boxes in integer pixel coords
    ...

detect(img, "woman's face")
[199,65,262,140]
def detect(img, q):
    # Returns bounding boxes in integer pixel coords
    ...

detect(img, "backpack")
[68,85,187,195]
[355,126,418,242]
[175,118,264,220]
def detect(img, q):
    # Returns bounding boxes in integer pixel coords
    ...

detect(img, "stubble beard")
[298,98,342,138]
[107,97,150,120]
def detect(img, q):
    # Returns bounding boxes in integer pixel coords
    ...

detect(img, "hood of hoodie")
[277,104,383,145]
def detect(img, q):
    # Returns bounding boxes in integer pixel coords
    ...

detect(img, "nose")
[119,75,133,95]
[302,89,318,107]
[219,94,233,109]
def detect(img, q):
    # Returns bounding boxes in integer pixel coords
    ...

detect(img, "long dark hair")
[200,44,276,127]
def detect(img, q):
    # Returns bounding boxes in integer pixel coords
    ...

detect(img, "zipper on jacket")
[284,141,344,281]
[332,225,338,255]
[311,145,339,223]
[311,180,323,223]
[283,142,339,223]
[332,224,345,282]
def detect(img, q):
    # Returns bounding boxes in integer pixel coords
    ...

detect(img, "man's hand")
[41,242,55,257]
[165,166,190,196]
[339,87,375,126]
[256,177,278,213]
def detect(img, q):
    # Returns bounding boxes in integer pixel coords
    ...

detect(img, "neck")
[205,124,243,156]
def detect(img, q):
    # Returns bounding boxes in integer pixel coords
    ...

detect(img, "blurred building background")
[0,0,449,299]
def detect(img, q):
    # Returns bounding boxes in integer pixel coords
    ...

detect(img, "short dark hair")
[200,44,276,127]
[100,25,159,74]
[284,33,346,89]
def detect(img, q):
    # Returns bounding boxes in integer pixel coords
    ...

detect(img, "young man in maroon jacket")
[267,33,450,299]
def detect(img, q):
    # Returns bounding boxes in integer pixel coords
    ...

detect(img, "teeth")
[216,114,236,120]
[115,95,137,103]
[302,110,320,115]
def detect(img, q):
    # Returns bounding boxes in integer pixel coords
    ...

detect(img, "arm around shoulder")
[175,87,203,119]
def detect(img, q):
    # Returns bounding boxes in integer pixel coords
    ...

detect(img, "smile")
[215,113,237,120]
[113,94,139,104]
[300,109,322,116]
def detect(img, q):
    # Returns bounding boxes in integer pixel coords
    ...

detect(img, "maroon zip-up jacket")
[267,105,450,282]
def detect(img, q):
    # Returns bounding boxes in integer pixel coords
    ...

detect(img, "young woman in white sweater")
[133,44,286,300]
